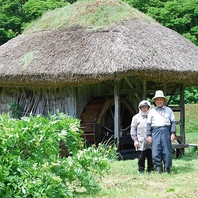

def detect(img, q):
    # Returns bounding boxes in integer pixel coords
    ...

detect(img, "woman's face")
[154,97,165,107]
[140,105,149,113]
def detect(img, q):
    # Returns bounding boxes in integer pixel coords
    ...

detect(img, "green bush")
[170,86,198,104]
[0,113,117,197]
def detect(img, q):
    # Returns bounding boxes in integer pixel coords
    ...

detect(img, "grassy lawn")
[185,104,198,144]
[185,104,198,135]
[77,148,198,198]
[77,104,198,198]
[186,132,198,144]
[104,150,198,198]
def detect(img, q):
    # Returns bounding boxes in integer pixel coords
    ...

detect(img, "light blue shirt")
[147,106,175,127]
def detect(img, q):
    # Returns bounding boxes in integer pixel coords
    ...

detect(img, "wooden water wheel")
[80,97,136,151]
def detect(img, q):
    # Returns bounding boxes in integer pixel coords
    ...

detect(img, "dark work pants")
[151,126,172,169]
[138,149,153,172]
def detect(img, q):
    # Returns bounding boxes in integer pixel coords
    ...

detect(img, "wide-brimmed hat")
[152,90,166,101]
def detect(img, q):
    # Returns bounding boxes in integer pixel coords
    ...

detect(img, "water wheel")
[80,96,136,150]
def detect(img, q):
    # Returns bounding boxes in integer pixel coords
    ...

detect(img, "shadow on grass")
[172,147,198,160]
[171,149,198,174]
[171,164,195,174]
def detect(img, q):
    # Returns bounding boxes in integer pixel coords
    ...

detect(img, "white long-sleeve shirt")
[147,106,175,127]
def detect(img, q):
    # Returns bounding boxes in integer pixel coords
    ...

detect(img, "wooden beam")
[142,80,146,99]
[124,77,140,101]
[163,83,167,96]
[166,85,178,106]
[180,84,185,144]
[114,80,120,146]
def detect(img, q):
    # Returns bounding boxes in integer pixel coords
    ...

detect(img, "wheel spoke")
[120,106,125,127]
[109,105,114,122]
[102,126,113,133]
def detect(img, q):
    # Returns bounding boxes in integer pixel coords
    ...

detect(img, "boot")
[164,168,170,174]
[147,166,154,173]
[156,166,163,173]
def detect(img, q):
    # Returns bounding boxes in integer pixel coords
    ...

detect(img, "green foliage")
[0,0,24,44]
[0,113,117,197]
[184,86,198,104]
[9,103,23,118]
[170,86,198,104]
[23,0,67,21]
[0,0,67,44]
[125,0,198,46]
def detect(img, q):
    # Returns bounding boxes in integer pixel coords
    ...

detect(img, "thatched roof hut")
[0,0,198,87]
[0,0,198,158]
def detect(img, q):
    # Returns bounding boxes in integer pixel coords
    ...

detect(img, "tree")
[125,0,198,45]
[0,0,67,45]
[23,0,67,21]
[0,0,27,44]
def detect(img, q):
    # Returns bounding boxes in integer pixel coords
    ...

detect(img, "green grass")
[186,132,198,144]
[174,104,198,143]
[23,0,154,34]
[76,104,198,197]
[185,104,198,135]
[76,149,198,198]
[182,104,198,144]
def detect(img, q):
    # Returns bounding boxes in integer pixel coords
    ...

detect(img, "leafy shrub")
[170,86,198,104]
[0,113,117,197]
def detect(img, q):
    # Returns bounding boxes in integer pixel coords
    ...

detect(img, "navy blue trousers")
[151,126,172,169]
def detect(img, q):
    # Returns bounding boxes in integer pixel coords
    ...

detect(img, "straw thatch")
[0,2,198,87]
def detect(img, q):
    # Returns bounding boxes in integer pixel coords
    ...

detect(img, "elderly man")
[147,90,176,173]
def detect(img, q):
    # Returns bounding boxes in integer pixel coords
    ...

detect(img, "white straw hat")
[152,90,166,101]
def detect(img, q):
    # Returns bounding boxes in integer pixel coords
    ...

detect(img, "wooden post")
[142,80,146,99]
[114,80,120,146]
[175,84,186,158]
[163,83,167,96]
[180,84,185,144]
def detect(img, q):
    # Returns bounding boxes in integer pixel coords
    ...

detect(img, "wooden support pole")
[163,83,167,95]
[114,80,120,146]
[180,84,185,144]
[142,80,146,99]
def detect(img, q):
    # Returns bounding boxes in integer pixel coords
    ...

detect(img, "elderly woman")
[130,100,153,174]
[147,90,176,174]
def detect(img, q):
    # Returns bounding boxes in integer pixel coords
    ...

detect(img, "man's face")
[154,97,165,107]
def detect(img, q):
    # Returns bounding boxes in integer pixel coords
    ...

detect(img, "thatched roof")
[0,0,198,87]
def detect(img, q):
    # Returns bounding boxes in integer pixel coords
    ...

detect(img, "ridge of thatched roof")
[23,0,153,34]
[0,0,198,87]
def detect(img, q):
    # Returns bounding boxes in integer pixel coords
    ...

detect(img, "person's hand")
[147,136,152,144]
[134,140,139,148]
[171,133,176,142]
